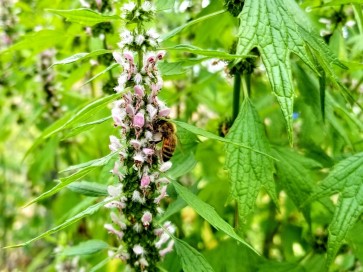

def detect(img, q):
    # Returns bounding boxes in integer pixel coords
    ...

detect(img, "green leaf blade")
[172,180,259,255]
[174,238,215,272]
[225,99,277,220]
[61,240,109,256]
[47,9,121,26]
[309,153,363,266]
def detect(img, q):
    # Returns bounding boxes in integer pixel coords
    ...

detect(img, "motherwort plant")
[104,1,175,271]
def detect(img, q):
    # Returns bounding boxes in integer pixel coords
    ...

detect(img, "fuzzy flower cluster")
[104,2,175,271]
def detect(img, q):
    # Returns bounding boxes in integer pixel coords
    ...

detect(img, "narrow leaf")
[23,167,97,208]
[51,49,112,67]
[174,237,215,272]
[25,92,120,158]
[0,30,66,55]
[163,44,255,59]
[172,180,259,254]
[82,63,119,86]
[161,10,226,41]
[5,199,109,248]
[67,181,108,197]
[61,240,109,256]
[60,152,116,173]
[47,9,121,26]
[62,116,112,140]
[225,99,277,220]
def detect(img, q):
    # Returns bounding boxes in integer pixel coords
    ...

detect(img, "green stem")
[245,73,251,98]
[103,36,113,80]
[232,72,241,121]
[137,0,143,70]
[232,72,242,229]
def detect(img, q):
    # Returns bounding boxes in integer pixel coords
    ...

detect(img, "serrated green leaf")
[163,44,255,59]
[161,10,226,41]
[225,99,277,220]
[272,147,319,222]
[174,237,215,272]
[172,120,277,160]
[236,0,345,143]
[51,49,112,67]
[172,180,259,254]
[5,199,110,248]
[308,153,363,266]
[204,240,261,272]
[61,240,109,256]
[67,181,108,197]
[47,8,121,26]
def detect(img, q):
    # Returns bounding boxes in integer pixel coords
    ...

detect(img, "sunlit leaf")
[172,120,277,160]
[67,181,108,197]
[172,180,259,254]
[161,10,226,41]
[174,237,215,272]
[61,240,109,256]
[47,8,121,26]
[51,49,112,67]
[236,0,345,143]
[226,99,277,220]
[309,153,363,266]
[5,199,110,248]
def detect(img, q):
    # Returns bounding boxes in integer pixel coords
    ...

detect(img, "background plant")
[0,0,362,271]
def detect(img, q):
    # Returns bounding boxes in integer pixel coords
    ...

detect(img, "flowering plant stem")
[103,1,175,271]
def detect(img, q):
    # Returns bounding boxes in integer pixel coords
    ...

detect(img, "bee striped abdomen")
[162,136,176,162]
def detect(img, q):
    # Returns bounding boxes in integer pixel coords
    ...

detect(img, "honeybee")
[154,119,177,162]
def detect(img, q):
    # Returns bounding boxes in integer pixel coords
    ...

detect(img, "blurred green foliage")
[0,0,362,271]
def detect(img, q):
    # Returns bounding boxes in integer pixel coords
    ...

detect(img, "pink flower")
[104,224,124,239]
[134,73,143,84]
[140,175,151,188]
[134,85,144,97]
[141,211,153,227]
[133,112,145,128]
[147,104,157,120]
[146,53,156,64]
[126,104,135,116]
[130,139,142,149]
[157,51,165,60]
[154,186,168,204]
[109,136,121,152]
[113,52,124,65]
[133,244,145,255]
[143,148,154,155]
[158,108,170,117]
[159,240,174,257]
[112,107,126,126]
[123,51,134,63]
[133,152,145,163]
[107,184,123,197]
